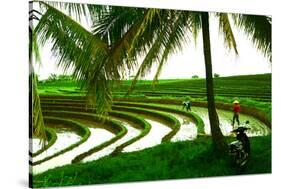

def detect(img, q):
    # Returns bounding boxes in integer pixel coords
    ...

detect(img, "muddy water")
[31,104,270,174]
[192,107,270,136]
[123,119,171,152]
[31,138,46,154]
[171,115,197,142]
[82,122,141,163]
[31,131,81,163]
[31,128,114,175]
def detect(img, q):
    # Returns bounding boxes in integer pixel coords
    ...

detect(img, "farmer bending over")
[183,101,191,111]
[232,100,240,126]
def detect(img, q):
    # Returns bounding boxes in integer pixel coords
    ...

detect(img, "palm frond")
[31,70,47,142]
[29,2,46,144]
[31,30,41,64]
[93,7,146,44]
[152,11,191,86]
[128,9,161,57]
[125,10,168,93]
[35,3,113,114]
[188,12,201,46]
[217,13,238,54]
[126,10,191,92]
[29,5,41,64]
[40,1,110,29]
[36,3,109,75]
[105,15,146,79]
[234,14,271,61]
[40,1,89,23]
[93,7,165,93]
[83,70,112,114]
[127,27,166,93]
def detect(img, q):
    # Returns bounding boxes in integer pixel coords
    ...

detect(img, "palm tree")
[92,8,271,152]
[201,12,226,151]
[29,4,47,144]
[33,1,271,152]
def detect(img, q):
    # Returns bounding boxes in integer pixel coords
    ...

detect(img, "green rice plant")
[184,95,192,101]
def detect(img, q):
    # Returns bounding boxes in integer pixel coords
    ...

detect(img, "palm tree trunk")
[201,12,227,152]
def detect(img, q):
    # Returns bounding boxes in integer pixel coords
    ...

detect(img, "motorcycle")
[229,140,249,167]
[228,122,250,168]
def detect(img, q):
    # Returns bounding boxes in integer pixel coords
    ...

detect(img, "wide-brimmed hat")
[233,100,239,104]
[231,127,249,133]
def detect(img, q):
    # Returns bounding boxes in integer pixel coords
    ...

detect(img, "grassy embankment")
[33,135,271,187]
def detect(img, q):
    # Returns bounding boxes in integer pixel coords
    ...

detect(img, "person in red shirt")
[232,100,241,126]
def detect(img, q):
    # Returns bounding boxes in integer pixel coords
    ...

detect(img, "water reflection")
[83,122,141,162]
[171,115,197,142]
[32,128,114,175]
[123,119,171,152]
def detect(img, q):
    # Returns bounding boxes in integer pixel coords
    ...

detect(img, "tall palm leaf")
[36,3,113,114]
[217,13,238,54]
[233,14,271,61]
[35,2,151,114]
[29,2,46,144]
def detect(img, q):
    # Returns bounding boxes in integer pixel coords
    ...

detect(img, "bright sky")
[35,10,271,80]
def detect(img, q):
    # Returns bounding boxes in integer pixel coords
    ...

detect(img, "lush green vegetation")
[38,74,271,100]
[32,74,271,187]
[38,73,272,120]
[33,135,271,187]
[33,78,271,187]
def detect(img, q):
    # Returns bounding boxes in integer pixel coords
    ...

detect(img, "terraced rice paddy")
[122,119,171,153]
[30,74,271,176]
[192,107,271,136]
[30,95,271,175]
[32,131,81,163]
[38,74,271,102]
[82,121,141,162]
[31,139,45,154]
[32,128,114,174]
[170,115,197,142]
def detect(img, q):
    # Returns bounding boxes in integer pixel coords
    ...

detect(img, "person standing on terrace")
[232,100,241,127]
